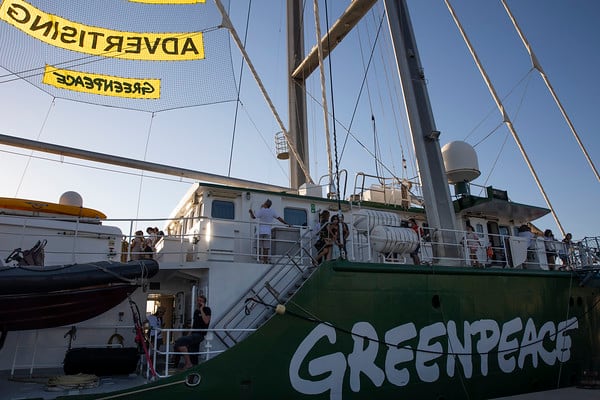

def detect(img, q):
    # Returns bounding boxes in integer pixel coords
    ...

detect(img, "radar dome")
[59,191,83,207]
[441,141,481,184]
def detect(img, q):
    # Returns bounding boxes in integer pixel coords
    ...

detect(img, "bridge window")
[211,200,235,220]
[284,207,307,227]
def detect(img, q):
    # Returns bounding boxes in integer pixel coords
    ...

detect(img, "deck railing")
[1,213,598,270]
[8,323,135,377]
[146,327,255,378]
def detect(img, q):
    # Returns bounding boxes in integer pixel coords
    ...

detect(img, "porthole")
[185,373,202,387]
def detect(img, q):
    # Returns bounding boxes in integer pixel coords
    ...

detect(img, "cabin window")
[499,226,510,236]
[284,207,307,227]
[475,223,484,234]
[211,200,235,220]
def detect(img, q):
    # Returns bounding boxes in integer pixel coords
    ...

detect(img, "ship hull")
[65,260,600,399]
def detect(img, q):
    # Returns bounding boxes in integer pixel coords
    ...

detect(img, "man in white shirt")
[249,199,290,263]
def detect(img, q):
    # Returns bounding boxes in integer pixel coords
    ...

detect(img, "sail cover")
[0,0,236,112]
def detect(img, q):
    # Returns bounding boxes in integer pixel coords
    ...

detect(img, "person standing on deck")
[464,225,482,267]
[559,233,574,270]
[543,229,557,269]
[249,199,290,263]
[408,218,423,265]
[313,210,330,264]
[130,230,145,261]
[328,215,342,260]
[517,225,536,264]
[339,214,349,259]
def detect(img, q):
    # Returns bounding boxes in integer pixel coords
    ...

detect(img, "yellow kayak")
[0,197,106,219]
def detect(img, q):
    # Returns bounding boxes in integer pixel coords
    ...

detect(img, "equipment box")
[64,347,138,376]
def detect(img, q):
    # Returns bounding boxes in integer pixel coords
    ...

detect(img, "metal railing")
[145,328,256,378]
[2,212,598,272]
[8,324,135,377]
[0,214,318,268]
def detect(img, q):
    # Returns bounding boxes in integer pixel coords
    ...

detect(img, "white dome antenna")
[59,191,83,207]
[441,141,481,196]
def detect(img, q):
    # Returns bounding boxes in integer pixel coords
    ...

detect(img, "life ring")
[0,197,106,219]
[107,333,124,347]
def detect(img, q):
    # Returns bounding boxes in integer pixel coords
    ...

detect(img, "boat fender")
[275,304,286,315]
[107,333,124,347]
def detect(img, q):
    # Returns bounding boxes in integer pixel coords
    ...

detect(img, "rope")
[46,374,99,391]
[227,0,252,177]
[134,112,155,222]
[339,11,385,163]
[214,0,314,184]
[312,0,334,193]
[15,97,56,197]
[556,271,575,388]
[500,0,600,182]
[246,291,600,358]
[439,297,472,400]
[322,0,342,207]
[87,262,140,285]
[445,0,566,236]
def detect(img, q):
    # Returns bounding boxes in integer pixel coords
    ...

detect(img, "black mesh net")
[0,0,236,112]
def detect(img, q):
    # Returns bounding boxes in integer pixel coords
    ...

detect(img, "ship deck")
[2,368,148,400]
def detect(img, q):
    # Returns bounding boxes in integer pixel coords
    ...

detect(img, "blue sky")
[0,0,598,240]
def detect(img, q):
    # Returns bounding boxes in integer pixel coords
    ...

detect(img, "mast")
[383,0,459,260]
[290,0,378,194]
[287,0,310,190]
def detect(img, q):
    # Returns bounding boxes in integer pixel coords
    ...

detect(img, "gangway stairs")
[574,236,600,288]
[211,231,317,349]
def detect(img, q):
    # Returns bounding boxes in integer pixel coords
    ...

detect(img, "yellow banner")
[129,0,205,3]
[42,65,161,99]
[0,0,204,61]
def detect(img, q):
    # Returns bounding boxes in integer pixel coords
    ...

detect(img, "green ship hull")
[63,260,600,400]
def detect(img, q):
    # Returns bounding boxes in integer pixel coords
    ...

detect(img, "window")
[475,223,484,234]
[284,207,307,227]
[211,200,235,220]
[499,226,510,236]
